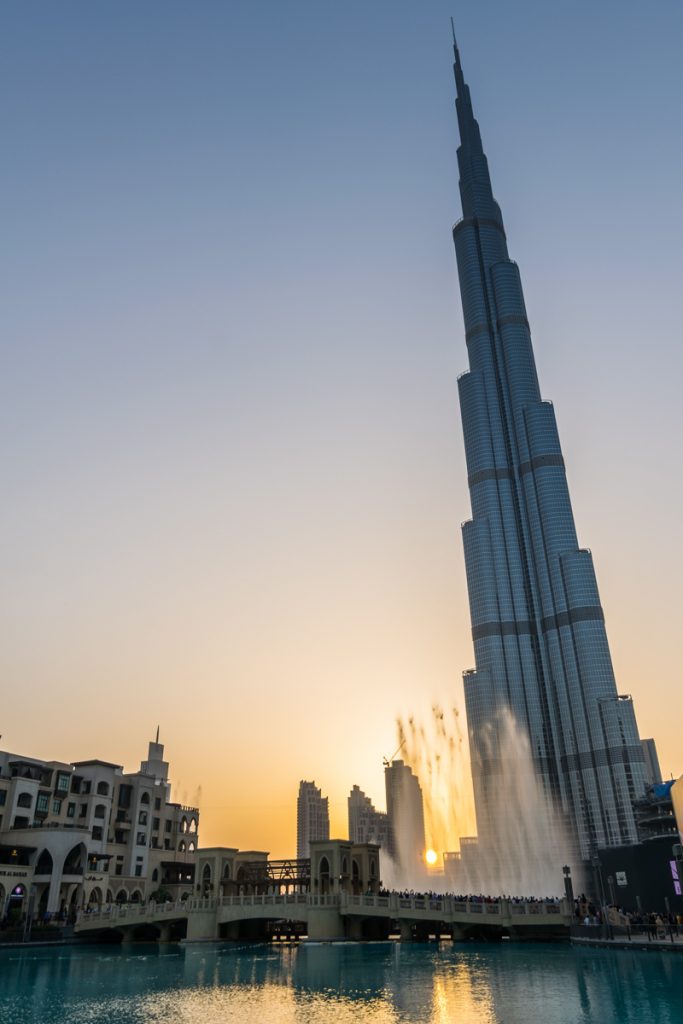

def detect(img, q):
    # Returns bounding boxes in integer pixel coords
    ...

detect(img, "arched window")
[94,804,106,819]
[115,889,128,904]
[140,793,150,805]
[223,863,231,880]
[319,856,330,895]
[130,890,142,903]
[188,841,195,852]
[189,818,197,833]
[341,857,348,875]
[202,863,212,894]
[181,817,188,833]
[96,782,109,796]
[17,793,32,808]
[178,840,186,853]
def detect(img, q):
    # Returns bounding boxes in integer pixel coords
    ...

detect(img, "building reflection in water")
[1,942,682,1024]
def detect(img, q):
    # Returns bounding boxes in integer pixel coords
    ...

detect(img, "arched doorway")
[88,887,103,907]
[7,884,26,923]
[352,858,361,895]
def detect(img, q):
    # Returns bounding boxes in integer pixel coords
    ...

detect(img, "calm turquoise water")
[0,941,681,1024]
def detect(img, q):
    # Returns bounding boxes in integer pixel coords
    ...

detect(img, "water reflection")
[0,941,681,1024]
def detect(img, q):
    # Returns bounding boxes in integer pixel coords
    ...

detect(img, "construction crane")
[382,740,405,769]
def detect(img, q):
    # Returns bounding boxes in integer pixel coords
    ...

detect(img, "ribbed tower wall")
[451,41,646,859]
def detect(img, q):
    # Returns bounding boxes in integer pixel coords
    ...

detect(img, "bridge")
[75,892,571,942]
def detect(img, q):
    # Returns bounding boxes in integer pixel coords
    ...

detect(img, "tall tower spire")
[451,37,647,862]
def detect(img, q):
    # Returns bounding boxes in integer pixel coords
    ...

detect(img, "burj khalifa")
[451,34,647,859]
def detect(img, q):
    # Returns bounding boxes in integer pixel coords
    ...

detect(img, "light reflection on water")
[0,941,681,1024]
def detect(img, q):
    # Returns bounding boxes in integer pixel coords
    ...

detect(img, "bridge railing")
[76,899,188,925]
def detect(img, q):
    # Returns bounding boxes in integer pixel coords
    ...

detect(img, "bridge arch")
[115,888,128,904]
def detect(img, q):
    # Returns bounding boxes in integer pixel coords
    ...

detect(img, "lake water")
[0,941,681,1024]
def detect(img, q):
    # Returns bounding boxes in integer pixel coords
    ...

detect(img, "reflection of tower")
[297,780,329,860]
[450,33,647,860]
[384,761,425,867]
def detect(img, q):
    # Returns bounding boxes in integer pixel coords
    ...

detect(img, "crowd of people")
[574,895,683,938]
[376,888,562,904]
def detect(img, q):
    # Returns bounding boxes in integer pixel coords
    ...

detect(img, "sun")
[425,848,438,866]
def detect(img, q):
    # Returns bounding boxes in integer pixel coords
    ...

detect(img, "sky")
[1,1,682,858]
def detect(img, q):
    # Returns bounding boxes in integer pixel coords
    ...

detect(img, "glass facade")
[451,39,647,859]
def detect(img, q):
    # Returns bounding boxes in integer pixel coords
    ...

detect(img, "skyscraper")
[451,34,647,860]
[384,760,426,869]
[348,785,392,848]
[297,780,329,860]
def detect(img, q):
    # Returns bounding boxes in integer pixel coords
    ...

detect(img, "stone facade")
[0,735,198,922]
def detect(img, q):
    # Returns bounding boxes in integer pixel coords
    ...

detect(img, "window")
[134,865,142,877]
[56,772,70,793]
[79,804,87,818]
[165,821,172,833]
[154,798,161,811]
[138,811,148,826]
[17,792,33,809]
[67,802,76,818]
[140,792,150,805]
[118,785,132,809]
[96,781,109,796]
[52,799,62,815]
[94,804,106,820]
[136,833,146,846]
[92,826,103,841]
[115,863,122,876]
[0,790,7,806]
[152,818,160,831]
[35,793,48,814]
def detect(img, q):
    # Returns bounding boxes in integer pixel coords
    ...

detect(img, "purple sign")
[670,860,681,896]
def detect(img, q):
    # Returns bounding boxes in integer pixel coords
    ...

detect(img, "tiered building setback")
[451,34,647,860]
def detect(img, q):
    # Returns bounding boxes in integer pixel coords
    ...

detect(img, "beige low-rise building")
[0,734,199,922]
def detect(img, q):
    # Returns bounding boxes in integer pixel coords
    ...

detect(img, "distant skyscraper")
[348,785,391,848]
[641,739,663,787]
[297,780,329,860]
[384,760,425,868]
[450,35,647,860]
